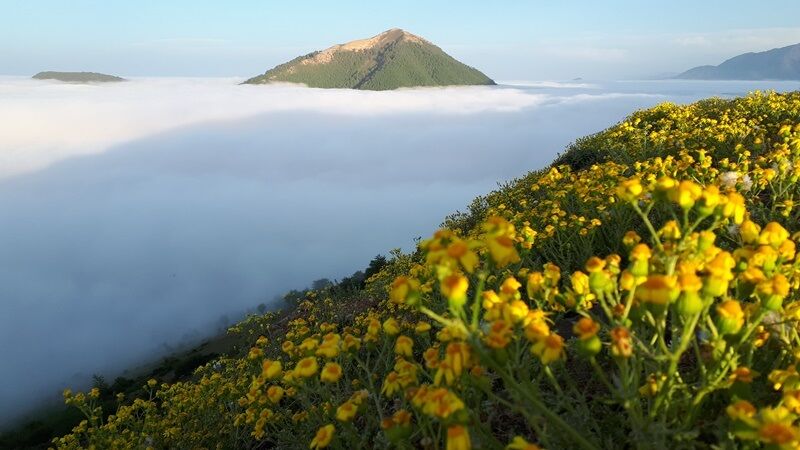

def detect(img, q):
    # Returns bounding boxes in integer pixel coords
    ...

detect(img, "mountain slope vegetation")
[243,28,495,90]
[46,91,800,449]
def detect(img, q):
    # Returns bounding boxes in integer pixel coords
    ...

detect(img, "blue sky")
[1,0,799,79]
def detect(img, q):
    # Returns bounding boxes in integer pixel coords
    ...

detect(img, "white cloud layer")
[0,77,548,177]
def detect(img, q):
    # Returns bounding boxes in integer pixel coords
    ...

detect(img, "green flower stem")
[621,287,637,322]
[474,379,549,445]
[688,309,768,424]
[469,272,487,332]
[354,354,385,422]
[632,202,664,252]
[472,340,599,450]
[595,290,615,326]
[420,306,468,336]
[543,365,564,396]
[650,310,701,417]
[589,357,616,395]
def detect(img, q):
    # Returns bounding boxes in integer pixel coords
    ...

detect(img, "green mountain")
[676,43,800,80]
[243,28,495,90]
[32,71,126,83]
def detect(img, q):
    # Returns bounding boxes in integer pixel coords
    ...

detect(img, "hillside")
[44,92,800,449]
[676,43,800,80]
[243,28,495,90]
[32,71,125,83]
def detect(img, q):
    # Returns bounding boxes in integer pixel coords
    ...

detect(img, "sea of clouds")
[0,77,797,426]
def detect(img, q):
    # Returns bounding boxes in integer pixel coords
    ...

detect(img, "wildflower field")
[54,91,800,449]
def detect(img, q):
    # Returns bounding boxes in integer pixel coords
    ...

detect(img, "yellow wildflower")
[483,216,521,267]
[784,390,800,414]
[442,342,470,378]
[446,425,471,450]
[335,401,357,422]
[759,222,790,248]
[382,372,401,397]
[447,240,479,273]
[758,407,799,446]
[617,178,643,202]
[262,360,283,380]
[531,333,564,364]
[740,220,761,244]
[390,276,421,305]
[266,385,284,404]
[610,327,633,358]
[526,272,544,299]
[730,366,758,384]
[395,335,414,357]
[506,436,541,450]
[726,400,757,422]
[573,317,600,340]
[635,275,679,305]
[441,274,469,308]
[316,333,341,358]
[658,220,682,240]
[383,317,401,336]
[668,180,702,209]
[320,362,343,383]
[309,424,334,449]
[721,192,746,224]
[485,320,512,349]
[500,276,522,299]
[757,274,790,310]
[412,385,465,419]
[294,357,319,378]
[716,300,744,335]
[415,321,431,334]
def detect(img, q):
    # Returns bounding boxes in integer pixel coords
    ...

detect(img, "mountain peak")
[306,28,428,65]
[373,28,425,43]
[244,29,494,90]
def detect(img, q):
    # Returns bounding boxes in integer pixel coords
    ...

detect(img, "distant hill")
[243,28,495,90]
[676,43,800,80]
[32,71,126,83]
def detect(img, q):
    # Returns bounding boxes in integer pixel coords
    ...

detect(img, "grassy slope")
[0,331,238,449]
[358,43,494,90]
[245,51,372,88]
